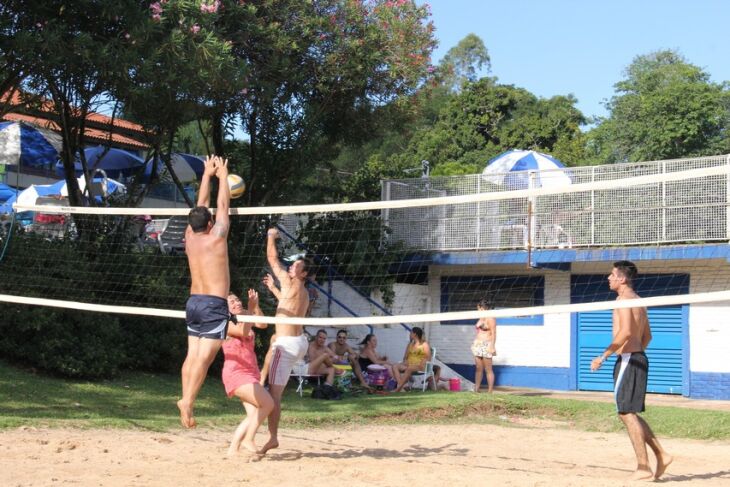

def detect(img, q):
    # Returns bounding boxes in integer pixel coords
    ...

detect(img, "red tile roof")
[1,90,150,151]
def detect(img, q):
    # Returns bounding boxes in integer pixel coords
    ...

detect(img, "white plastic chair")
[410,347,437,392]
[291,360,324,397]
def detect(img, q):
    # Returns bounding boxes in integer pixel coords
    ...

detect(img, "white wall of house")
[427,265,572,369]
[309,261,730,377]
[688,265,730,373]
[308,281,428,360]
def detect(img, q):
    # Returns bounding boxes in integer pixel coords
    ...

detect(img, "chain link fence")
[381,155,730,251]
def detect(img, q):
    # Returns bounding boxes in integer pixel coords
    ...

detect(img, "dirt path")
[2,423,729,486]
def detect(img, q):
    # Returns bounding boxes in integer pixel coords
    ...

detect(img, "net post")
[726,154,730,240]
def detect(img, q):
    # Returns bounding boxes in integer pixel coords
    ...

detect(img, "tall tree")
[0,0,145,206]
[392,78,585,177]
[437,33,490,92]
[586,49,730,163]
[222,0,436,205]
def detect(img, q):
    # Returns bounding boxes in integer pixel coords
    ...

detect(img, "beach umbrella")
[0,121,62,167]
[142,153,205,182]
[55,146,146,179]
[482,149,572,189]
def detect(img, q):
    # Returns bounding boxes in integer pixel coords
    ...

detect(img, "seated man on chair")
[328,329,371,390]
[307,329,336,386]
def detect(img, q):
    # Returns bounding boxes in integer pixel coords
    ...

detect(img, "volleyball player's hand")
[268,227,280,240]
[203,155,217,176]
[215,157,229,178]
[247,288,259,310]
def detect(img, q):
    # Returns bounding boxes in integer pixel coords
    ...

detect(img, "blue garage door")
[572,274,688,394]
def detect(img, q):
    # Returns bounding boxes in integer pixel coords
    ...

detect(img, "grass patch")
[1,360,728,440]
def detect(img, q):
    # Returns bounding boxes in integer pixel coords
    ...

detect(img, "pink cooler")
[449,378,461,392]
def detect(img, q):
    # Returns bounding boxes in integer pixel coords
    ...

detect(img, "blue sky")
[424,0,730,121]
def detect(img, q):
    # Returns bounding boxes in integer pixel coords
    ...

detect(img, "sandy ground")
[2,422,729,487]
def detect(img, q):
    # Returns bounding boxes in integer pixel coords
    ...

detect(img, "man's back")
[186,229,229,299]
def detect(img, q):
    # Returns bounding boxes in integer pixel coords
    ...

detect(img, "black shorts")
[613,351,648,413]
[185,294,229,340]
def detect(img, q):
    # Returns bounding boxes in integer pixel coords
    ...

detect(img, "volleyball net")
[1,154,729,326]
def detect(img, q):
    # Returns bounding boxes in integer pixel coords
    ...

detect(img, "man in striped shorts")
[259,227,315,455]
[591,260,673,481]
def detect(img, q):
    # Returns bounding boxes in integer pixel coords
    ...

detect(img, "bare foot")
[241,440,259,455]
[654,452,674,480]
[257,438,279,455]
[629,467,654,482]
[176,400,196,429]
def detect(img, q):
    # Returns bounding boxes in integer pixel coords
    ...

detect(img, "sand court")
[2,422,729,486]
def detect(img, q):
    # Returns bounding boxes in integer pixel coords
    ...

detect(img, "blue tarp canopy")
[0,183,17,202]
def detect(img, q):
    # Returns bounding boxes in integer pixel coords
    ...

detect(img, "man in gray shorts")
[591,261,673,481]
[177,155,230,429]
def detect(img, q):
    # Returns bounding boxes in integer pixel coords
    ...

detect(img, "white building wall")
[313,261,730,375]
[689,267,730,373]
[308,281,428,359]
[427,265,572,369]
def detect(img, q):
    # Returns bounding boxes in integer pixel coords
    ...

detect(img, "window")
[440,275,544,326]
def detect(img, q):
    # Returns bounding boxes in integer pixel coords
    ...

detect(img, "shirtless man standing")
[591,261,673,481]
[177,155,230,428]
[260,227,314,453]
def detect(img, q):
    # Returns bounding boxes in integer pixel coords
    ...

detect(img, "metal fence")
[381,155,730,251]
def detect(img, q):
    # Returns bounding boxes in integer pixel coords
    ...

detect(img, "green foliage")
[392,78,586,172]
[586,49,730,163]
[430,161,481,176]
[437,33,491,92]
[0,305,125,378]
[296,210,409,306]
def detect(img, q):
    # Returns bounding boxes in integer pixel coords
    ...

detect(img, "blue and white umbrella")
[482,149,572,189]
[0,121,63,167]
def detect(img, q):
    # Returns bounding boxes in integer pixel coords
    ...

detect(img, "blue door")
[572,274,688,394]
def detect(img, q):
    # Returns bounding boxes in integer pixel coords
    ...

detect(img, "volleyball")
[227,174,246,199]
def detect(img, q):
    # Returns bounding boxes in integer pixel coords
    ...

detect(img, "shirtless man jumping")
[591,261,673,481]
[260,227,314,454]
[177,155,230,428]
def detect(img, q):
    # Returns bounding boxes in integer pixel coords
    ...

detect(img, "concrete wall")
[688,266,730,374]
[427,266,572,369]
[424,258,730,398]
[308,281,428,360]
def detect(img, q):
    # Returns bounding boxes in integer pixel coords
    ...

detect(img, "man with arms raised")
[177,155,231,428]
[260,227,314,453]
[591,261,672,481]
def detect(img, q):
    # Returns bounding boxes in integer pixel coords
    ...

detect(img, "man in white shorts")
[259,227,314,454]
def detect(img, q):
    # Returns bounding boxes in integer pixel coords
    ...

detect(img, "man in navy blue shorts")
[591,261,673,481]
[177,155,231,428]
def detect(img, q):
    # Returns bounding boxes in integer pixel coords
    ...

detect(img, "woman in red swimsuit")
[222,290,273,456]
